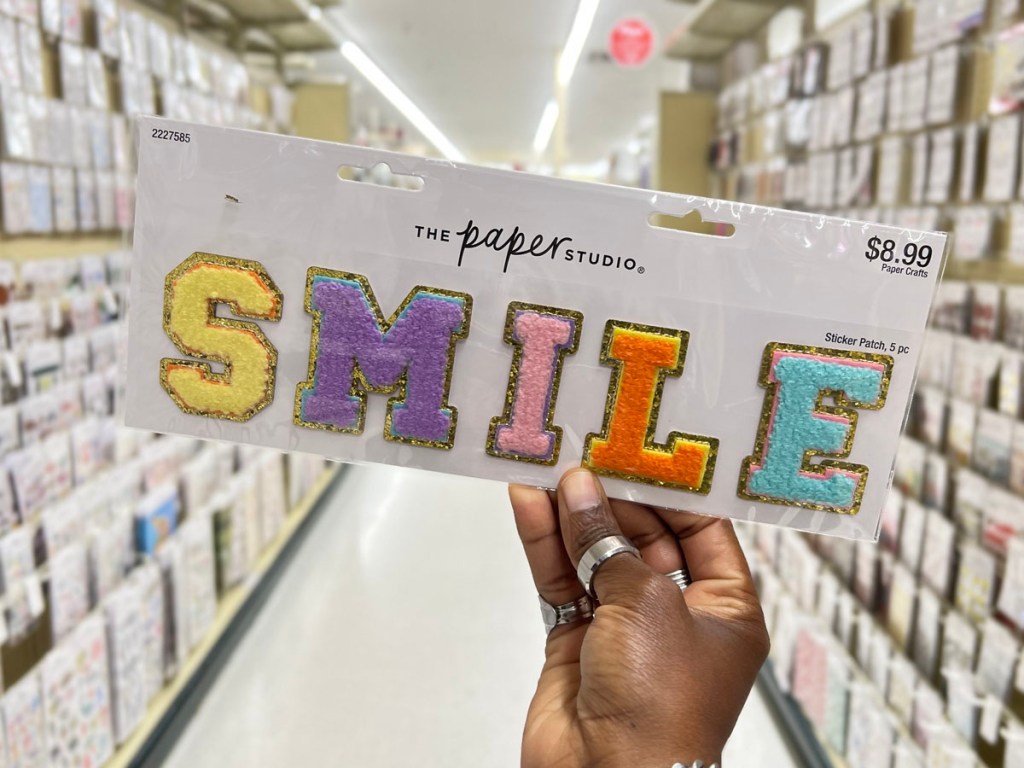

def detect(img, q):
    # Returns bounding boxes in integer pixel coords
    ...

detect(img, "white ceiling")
[310,0,699,167]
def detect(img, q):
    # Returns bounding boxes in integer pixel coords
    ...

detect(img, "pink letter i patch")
[487,303,583,465]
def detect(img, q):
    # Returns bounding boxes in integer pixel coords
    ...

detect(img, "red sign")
[609,18,654,68]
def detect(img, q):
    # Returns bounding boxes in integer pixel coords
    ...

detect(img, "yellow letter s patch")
[161,253,283,422]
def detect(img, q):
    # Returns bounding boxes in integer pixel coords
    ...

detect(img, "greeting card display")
[126,119,948,539]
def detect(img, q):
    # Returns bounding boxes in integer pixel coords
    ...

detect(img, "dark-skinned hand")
[510,468,769,768]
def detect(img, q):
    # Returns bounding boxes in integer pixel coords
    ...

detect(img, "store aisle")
[165,465,797,768]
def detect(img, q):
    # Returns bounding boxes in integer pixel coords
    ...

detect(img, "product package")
[126,119,948,540]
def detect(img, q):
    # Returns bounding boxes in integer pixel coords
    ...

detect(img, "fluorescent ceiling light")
[534,0,598,157]
[533,100,560,154]
[340,41,466,162]
[557,0,600,87]
[291,0,325,25]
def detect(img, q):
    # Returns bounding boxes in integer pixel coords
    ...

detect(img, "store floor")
[165,464,797,768]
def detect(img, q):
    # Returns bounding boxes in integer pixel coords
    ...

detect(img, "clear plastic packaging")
[126,119,949,540]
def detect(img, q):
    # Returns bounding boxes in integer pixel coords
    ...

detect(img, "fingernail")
[562,470,601,513]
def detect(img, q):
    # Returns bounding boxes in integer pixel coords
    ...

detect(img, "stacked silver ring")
[665,564,692,591]
[539,537,692,635]
[539,594,594,635]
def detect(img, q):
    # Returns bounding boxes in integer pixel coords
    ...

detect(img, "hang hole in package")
[125,118,948,541]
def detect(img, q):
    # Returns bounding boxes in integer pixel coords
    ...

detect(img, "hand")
[510,468,769,768]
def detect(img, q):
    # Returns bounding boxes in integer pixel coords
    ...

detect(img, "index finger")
[509,485,582,607]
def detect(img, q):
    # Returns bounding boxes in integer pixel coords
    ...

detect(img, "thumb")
[558,468,681,610]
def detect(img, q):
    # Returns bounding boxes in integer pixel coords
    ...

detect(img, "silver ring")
[539,594,594,635]
[576,535,640,598]
[666,566,692,591]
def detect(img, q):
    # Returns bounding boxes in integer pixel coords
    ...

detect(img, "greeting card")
[23,341,61,396]
[3,673,45,768]
[870,629,893,697]
[0,17,22,90]
[47,543,89,642]
[60,0,82,42]
[95,0,119,58]
[0,164,30,237]
[899,498,928,573]
[945,670,979,745]
[823,648,850,753]
[926,45,959,125]
[983,485,1024,554]
[135,483,179,555]
[16,23,43,96]
[999,537,1024,628]
[887,653,918,725]
[42,497,85,556]
[976,617,1019,701]
[984,113,1021,202]
[953,467,989,539]
[71,616,113,766]
[25,167,51,235]
[942,609,979,673]
[87,511,130,604]
[959,123,979,202]
[915,386,947,448]
[920,510,955,597]
[75,170,97,232]
[912,683,944,750]
[887,562,918,651]
[105,582,146,743]
[158,538,187,676]
[922,452,949,511]
[0,407,19,460]
[135,562,165,699]
[0,89,31,160]
[846,683,895,766]
[913,585,943,681]
[41,639,82,768]
[257,452,286,547]
[211,489,244,593]
[51,168,76,234]
[70,418,107,486]
[954,543,997,623]
[894,436,927,498]
[68,109,90,170]
[792,628,829,726]
[88,112,111,171]
[947,399,978,464]
[1000,349,1023,416]
[0,528,41,638]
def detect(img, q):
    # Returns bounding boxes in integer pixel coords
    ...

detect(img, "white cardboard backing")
[125,118,948,540]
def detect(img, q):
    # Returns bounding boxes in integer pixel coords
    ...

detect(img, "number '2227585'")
[152,129,191,143]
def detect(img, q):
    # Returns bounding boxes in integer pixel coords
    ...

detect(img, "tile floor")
[165,464,798,768]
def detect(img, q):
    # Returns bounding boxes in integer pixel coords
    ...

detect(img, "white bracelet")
[671,762,718,768]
